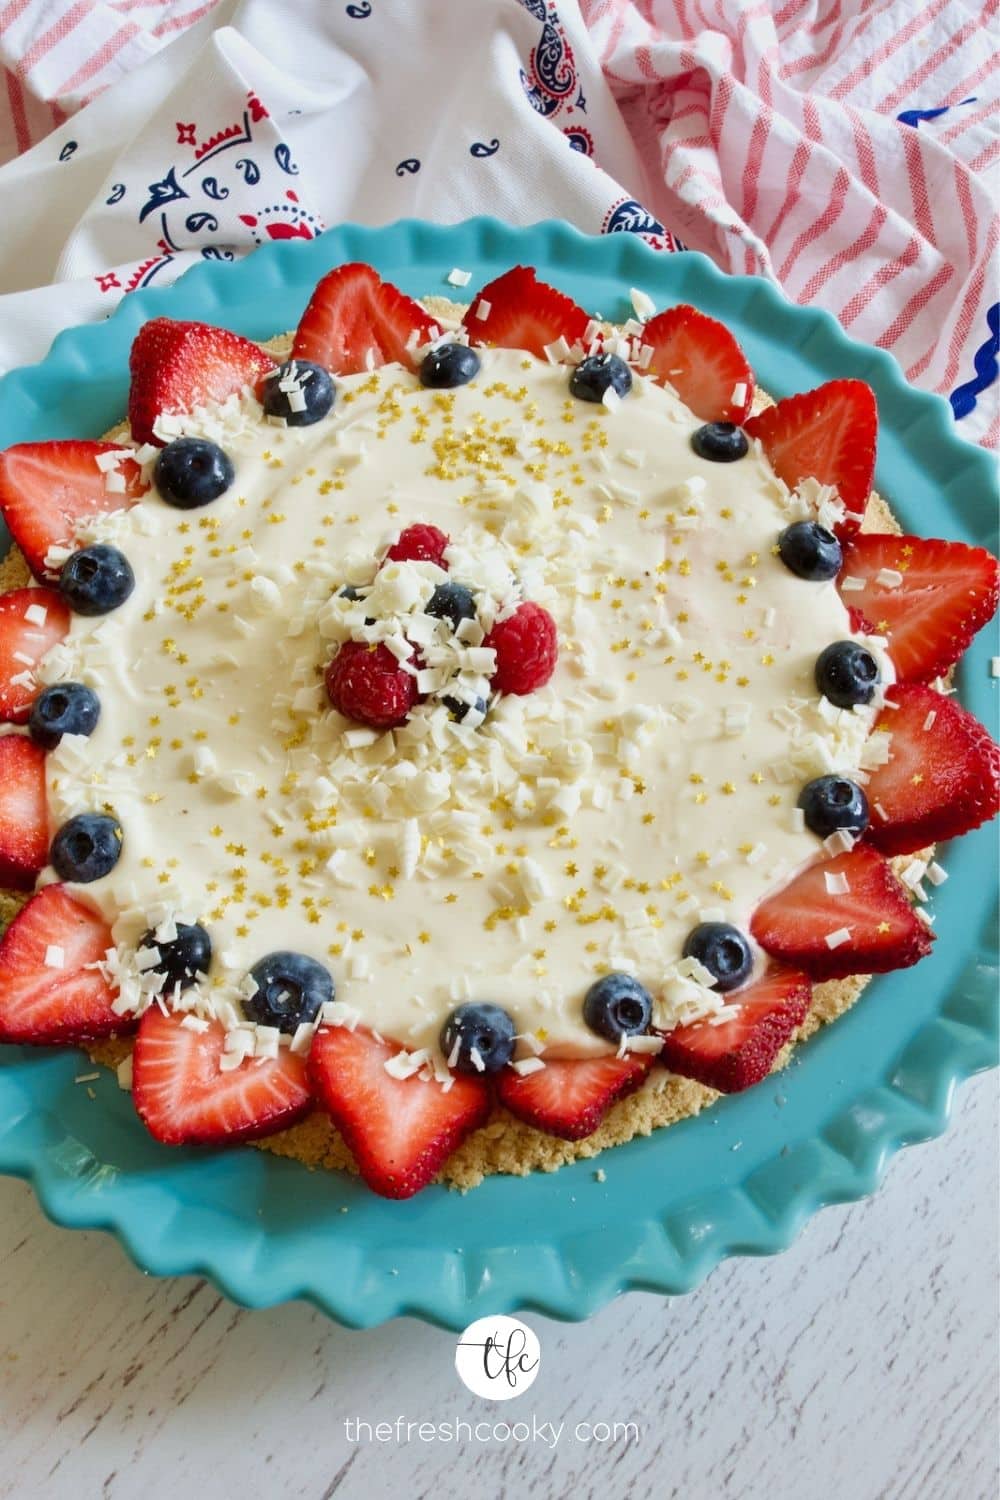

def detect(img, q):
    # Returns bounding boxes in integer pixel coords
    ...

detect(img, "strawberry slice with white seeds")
[496,1053,652,1140]
[292,262,438,375]
[0,588,70,724]
[863,683,1000,856]
[128,317,276,447]
[837,533,1000,683]
[751,843,934,979]
[641,304,755,423]
[0,735,48,890]
[308,1024,491,1198]
[462,266,590,360]
[0,884,127,1044]
[133,1007,313,1146]
[657,968,812,1093]
[0,440,147,580]
[744,379,876,530]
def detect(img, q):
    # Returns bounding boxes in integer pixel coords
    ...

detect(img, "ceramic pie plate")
[0,218,996,1329]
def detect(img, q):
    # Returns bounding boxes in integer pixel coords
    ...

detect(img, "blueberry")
[815,640,880,708]
[28,682,100,749]
[682,922,753,993]
[419,343,481,389]
[443,694,488,723]
[582,972,652,1042]
[569,354,633,403]
[244,951,333,1034]
[425,582,477,633]
[154,438,235,510]
[59,545,134,616]
[440,1002,515,1075]
[139,921,212,992]
[798,776,870,838]
[778,521,843,581]
[50,812,123,882]
[260,359,335,426]
[691,422,749,462]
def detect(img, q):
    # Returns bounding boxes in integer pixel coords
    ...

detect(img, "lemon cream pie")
[0,262,996,1198]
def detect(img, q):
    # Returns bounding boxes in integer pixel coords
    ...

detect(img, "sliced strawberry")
[128,318,276,447]
[846,603,875,636]
[0,588,71,724]
[462,265,589,361]
[657,968,812,1093]
[744,379,876,529]
[292,262,438,376]
[133,1007,312,1146]
[495,1053,651,1141]
[0,884,128,1044]
[641,304,754,423]
[863,683,1000,856]
[0,736,48,890]
[751,843,934,979]
[0,440,147,581]
[838,533,999,683]
[308,1024,490,1198]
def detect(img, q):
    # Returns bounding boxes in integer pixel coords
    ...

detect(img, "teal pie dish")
[0,218,996,1329]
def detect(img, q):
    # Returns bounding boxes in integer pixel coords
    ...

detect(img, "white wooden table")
[0,1071,995,1500]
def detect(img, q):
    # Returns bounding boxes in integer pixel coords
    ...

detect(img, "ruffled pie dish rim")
[0,217,994,1331]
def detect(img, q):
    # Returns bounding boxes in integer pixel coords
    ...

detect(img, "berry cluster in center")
[321,523,558,732]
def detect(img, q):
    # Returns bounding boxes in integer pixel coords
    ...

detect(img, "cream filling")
[38,347,890,1064]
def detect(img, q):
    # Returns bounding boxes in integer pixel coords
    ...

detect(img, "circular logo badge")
[455,1315,541,1400]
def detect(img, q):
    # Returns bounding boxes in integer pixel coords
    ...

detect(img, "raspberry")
[384,523,450,567]
[325,641,417,729]
[484,602,558,695]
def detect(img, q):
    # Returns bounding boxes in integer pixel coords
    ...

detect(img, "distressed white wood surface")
[0,1072,995,1500]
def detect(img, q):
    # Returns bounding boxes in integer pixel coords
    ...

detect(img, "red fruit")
[484,601,558,695]
[0,736,48,890]
[308,1024,491,1199]
[641,304,755,423]
[462,266,589,360]
[744,379,876,529]
[325,640,418,729]
[751,843,934,979]
[128,317,275,447]
[496,1053,651,1141]
[846,603,876,636]
[657,968,812,1093]
[133,1007,312,1146]
[0,440,148,580]
[0,588,71,724]
[292,262,437,376]
[0,884,127,1044]
[384,523,450,567]
[838,533,1000,683]
[863,683,1000,856]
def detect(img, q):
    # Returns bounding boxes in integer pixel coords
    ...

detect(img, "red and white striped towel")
[584,0,1000,444]
[0,0,217,159]
[0,0,995,442]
